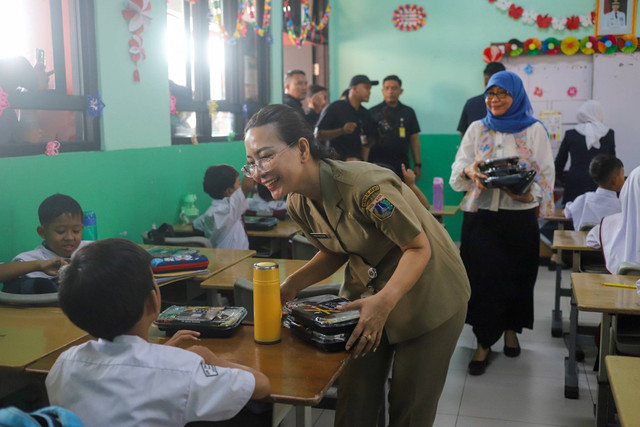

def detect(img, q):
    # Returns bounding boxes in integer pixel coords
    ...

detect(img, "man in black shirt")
[316,74,378,161]
[369,75,422,179]
[305,84,327,128]
[456,62,505,138]
[283,69,307,113]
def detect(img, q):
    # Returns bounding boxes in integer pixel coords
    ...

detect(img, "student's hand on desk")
[39,258,68,276]
[339,295,392,359]
[164,330,201,347]
[280,281,299,307]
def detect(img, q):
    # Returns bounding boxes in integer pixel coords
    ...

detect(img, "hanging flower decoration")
[542,37,560,55]
[488,0,594,31]
[524,38,541,55]
[533,87,543,97]
[598,35,618,54]
[207,100,219,116]
[169,94,177,115]
[122,0,152,82]
[506,39,524,56]
[560,37,579,55]
[567,86,578,97]
[283,0,331,47]
[580,36,597,54]
[524,64,533,75]
[482,46,503,63]
[392,4,427,32]
[0,86,9,117]
[86,93,105,119]
[618,35,638,53]
[45,140,60,156]
[250,0,271,37]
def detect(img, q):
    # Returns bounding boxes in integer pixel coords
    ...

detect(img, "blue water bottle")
[82,211,98,241]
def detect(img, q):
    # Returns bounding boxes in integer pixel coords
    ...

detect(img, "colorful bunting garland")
[284,0,331,47]
[392,4,427,32]
[488,0,594,31]
[122,0,152,82]
[487,34,638,61]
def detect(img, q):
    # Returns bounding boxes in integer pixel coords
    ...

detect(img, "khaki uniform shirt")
[287,160,470,344]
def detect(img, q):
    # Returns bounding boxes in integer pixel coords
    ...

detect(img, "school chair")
[290,234,319,260]
[577,223,608,273]
[141,230,213,248]
[612,262,640,356]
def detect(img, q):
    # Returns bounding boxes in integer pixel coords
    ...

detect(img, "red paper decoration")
[482,46,503,63]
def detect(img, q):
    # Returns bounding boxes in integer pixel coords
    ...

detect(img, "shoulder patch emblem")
[361,185,380,208]
[366,193,395,221]
[200,361,219,377]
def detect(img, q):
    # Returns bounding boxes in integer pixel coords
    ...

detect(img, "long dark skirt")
[460,208,540,348]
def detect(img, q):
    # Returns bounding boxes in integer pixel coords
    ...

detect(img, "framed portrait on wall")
[595,0,638,36]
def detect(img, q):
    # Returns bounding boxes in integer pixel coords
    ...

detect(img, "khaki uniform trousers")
[335,307,466,427]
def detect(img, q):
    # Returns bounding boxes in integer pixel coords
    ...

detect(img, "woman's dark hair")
[58,238,155,341]
[203,164,239,199]
[244,104,334,160]
[589,154,624,186]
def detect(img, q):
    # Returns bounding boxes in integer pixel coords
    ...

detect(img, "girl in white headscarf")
[555,100,616,203]
[587,165,640,274]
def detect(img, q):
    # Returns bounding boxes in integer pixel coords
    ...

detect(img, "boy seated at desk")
[246,183,288,219]
[46,238,270,426]
[0,194,90,294]
[564,154,624,230]
[193,165,254,249]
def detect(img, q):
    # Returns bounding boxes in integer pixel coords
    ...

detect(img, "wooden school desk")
[26,325,351,427]
[429,205,459,224]
[566,273,640,426]
[0,306,87,398]
[551,230,599,337]
[605,356,640,427]
[543,208,572,231]
[201,257,346,292]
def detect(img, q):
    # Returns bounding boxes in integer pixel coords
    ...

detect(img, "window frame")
[0,0,101,158]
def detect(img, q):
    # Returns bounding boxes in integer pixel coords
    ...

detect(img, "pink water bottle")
[432,177,444,211]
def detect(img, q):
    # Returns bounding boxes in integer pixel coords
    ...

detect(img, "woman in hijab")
[450,71,554,375]
[587,165,640,274]
[555,100,616,204]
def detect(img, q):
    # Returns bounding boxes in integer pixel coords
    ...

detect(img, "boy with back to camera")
[46,238,270,427]
[193,165,254,249]
[564,154,624,230]
[0,194,90,294]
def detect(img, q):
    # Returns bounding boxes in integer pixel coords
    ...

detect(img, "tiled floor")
[280,266,602,427]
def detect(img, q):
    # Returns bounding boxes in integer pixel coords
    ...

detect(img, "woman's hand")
[338,294,393,358]
[164,330,201,346]
[502,188,534,203]
[461,159,489,190]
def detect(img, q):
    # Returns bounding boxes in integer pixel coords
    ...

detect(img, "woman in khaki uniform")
[243,104,470,427]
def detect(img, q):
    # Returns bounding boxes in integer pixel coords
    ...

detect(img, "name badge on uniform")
[310,232,330,239]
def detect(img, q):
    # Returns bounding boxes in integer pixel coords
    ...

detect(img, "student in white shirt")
[46,239,270,427]
[193,164,254,249]
[587,165,640,274]
[564,154,624,230]
[247,183,287,216]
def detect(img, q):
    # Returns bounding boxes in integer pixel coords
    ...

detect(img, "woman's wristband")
[413,163,422,168]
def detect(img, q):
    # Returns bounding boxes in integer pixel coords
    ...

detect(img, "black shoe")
[503,344,521,357]
[548,261,557,271]
[468,349,491,375]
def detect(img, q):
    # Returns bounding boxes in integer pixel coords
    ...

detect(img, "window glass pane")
[171,112,197,137]
[211,112,234,137]
[167,0,188,87]
[1,109,82,145]
[208,0,226,100]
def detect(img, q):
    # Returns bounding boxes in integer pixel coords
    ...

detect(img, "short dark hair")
[308,84,326,96]
[245,104,335,161]
[589,154,624,186]
[284,69,305,84]
[484,62,506,77]
[58,239,155,341]
[383,75,402,86]
[203,165,239,199]
[38,194,83,226]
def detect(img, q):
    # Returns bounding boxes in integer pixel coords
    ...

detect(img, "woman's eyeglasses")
[485,90,510,100]
[241,144,294,178]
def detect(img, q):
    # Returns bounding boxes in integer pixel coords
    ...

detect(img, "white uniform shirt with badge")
[193,187,249,249]
[604,10,625,27]
[45,335,255,427]
[449,120,554,212]
[11,241,92,279]
[564,187,621,230]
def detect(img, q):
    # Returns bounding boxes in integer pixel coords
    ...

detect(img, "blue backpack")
[0,406,83,427]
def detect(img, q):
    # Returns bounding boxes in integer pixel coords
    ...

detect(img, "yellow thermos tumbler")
[253,262,282,344]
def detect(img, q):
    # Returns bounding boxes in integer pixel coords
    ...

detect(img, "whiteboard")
[593,52,640,171]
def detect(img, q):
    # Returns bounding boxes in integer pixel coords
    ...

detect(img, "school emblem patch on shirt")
[366,193,395,221]
[361,185,380,208]
[200,361,218,377]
